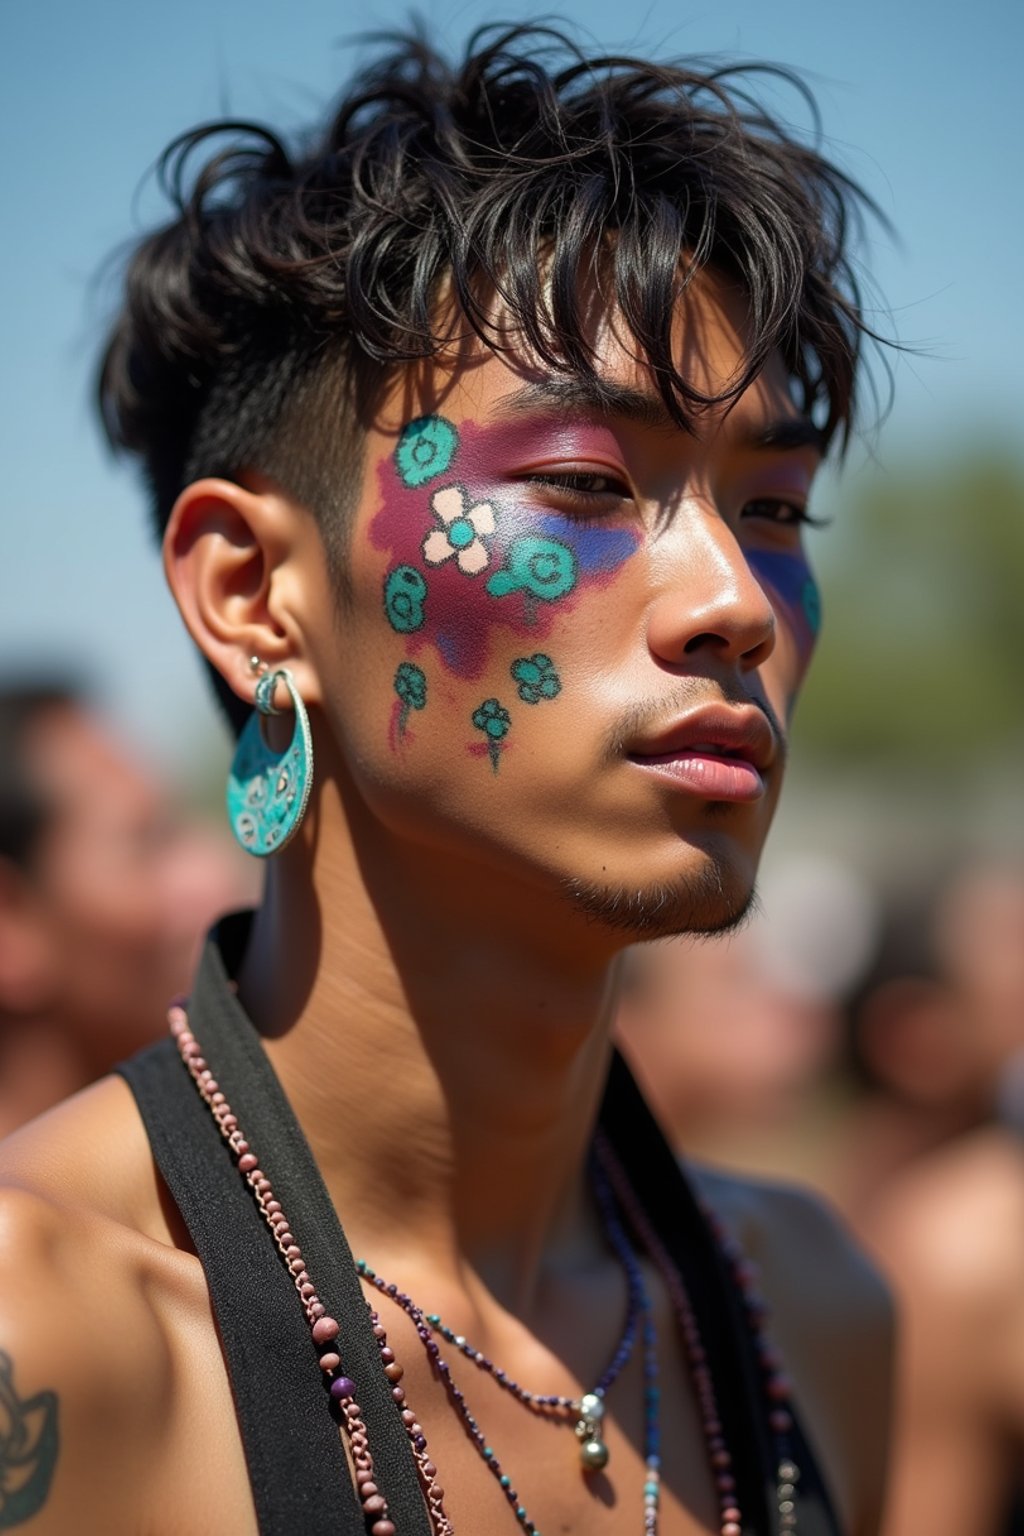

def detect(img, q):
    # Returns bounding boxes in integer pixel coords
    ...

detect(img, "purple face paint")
[370,415,640,681]
[748,549,821,666]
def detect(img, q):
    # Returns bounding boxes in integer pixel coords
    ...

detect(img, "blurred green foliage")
[796,448,1024,771]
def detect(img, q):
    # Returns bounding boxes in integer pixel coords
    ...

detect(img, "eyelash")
[522,475,830,530]
[523,471,628,502]
[742,498,829,529]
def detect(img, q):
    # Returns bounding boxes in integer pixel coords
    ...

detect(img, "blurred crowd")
[0,676,254,1139]
[2,670,1022,1533]
[617,854,1024,1536]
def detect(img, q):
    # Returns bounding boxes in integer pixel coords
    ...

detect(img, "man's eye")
[524,471,629,501]
[742,497,827,528]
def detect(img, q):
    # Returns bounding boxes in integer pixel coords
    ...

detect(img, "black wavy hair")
[98,23,885,729]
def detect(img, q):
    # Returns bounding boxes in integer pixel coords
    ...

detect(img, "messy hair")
[98,23,884,726]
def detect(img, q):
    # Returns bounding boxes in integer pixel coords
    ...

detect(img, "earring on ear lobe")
[226,667,313,857]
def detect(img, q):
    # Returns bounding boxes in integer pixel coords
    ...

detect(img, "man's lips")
[625,704,777,802]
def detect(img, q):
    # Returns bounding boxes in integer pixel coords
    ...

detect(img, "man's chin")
[561,861,759,940]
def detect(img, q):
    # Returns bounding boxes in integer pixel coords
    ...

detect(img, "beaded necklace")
[355,1155,662,1536]
[170,1001,802,1536]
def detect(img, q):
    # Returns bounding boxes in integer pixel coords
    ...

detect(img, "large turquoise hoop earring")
[226,667,313,857]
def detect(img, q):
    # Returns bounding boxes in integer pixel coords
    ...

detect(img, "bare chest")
[135,1295,736,1536]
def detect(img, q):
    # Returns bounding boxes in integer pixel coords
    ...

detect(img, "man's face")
[309,275,823,941]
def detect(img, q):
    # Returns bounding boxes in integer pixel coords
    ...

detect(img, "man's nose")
[645,507,776,671]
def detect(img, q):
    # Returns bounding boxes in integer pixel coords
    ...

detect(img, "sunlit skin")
[296,276,823,946]
[0,274,892,1536]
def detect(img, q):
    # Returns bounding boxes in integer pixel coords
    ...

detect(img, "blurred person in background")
[848,863,1024,1536]
[830,863,1024,1221]
[617,855,1024,1533]
[615,856,876,1183]
[0,678,249,1136]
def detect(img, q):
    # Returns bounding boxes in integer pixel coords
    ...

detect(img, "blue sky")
[2,0,1021,771]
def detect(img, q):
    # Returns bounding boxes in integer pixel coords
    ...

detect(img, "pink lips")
[627,705,776,803]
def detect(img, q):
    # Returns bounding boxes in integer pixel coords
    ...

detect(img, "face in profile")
[301,274,823,942]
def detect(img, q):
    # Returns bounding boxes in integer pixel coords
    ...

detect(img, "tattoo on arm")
[0,1351,59,1528]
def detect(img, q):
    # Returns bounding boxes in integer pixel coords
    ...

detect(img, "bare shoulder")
[692,1159,893,1334]
[867,1126,1024,1303]
[691,1161,894,1536]
[866,1128,1024,1434]
[0,1078,223,1531]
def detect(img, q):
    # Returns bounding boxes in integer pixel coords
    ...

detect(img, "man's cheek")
[370,414,638,771]
[747,550,821,677]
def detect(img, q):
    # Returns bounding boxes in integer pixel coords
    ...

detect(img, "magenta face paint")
[371,414,640,682]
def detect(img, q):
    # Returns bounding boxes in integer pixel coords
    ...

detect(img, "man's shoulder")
[688,1160,893,1536]
[690,1158,892,1328]
[0,1073,199,1362]
[0,1079,254,1532]
[0,1073,161,1231]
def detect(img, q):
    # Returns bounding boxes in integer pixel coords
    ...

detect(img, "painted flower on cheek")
[511,653,561,704]
[384,565,428,633]
[393,661,427,739]
[486,535,577,603]
[422,485,496,575]
[471,697,511,773]
[395,415,459,488]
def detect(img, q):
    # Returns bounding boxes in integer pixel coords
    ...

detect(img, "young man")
[0,28,892,1535]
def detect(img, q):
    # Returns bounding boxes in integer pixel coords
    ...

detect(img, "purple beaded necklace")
[354,1155,662,1536]
[171,1002,802,1536]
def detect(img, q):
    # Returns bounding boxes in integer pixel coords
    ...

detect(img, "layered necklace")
[170,1002,802,1536]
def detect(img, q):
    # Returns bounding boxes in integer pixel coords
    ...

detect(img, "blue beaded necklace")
[356,1158,662,1536]
[173,1002,803,1536]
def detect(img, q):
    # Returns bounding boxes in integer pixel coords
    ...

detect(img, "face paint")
[470,697,512,773]
[392,661,427,743]
[510,653,561,704]
[422,485,496,574]
[395,415,459,487]
[383,565,428,634]
[370,415,639,681]
[485,535,578,603]
[747,549,821,665]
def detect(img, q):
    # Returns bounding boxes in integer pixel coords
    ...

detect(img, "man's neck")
[236,815,624,1316]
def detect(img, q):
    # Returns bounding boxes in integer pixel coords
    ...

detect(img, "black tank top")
[118,917,842,1536]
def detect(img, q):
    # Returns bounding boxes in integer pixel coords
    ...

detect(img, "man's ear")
[163,477,324,710]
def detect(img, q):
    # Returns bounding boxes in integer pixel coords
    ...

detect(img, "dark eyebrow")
[492,377,825,456]
[744,416,826,455]
[491,377,681,433]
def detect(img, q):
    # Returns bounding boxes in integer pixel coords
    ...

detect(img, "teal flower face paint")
[470,697,512,772]
[384,565,428,634]
[370,414,640,681]
[395,415,459,488]
[511,654,561,704]
[392,661,427,743]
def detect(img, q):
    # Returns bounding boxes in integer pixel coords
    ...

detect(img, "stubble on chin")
[561,860,760,940]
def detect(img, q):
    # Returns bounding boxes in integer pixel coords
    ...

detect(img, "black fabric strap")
[119,917,433,1536]
[121,916,839,1536]
[601,1051,840,1536]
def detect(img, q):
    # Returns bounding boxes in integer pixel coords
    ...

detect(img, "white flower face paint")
[422,485,496,575]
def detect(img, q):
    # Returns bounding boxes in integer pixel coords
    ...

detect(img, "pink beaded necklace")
[170,1001,802,1535]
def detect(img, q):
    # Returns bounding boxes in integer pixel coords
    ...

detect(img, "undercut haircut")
[98,23,885,731]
